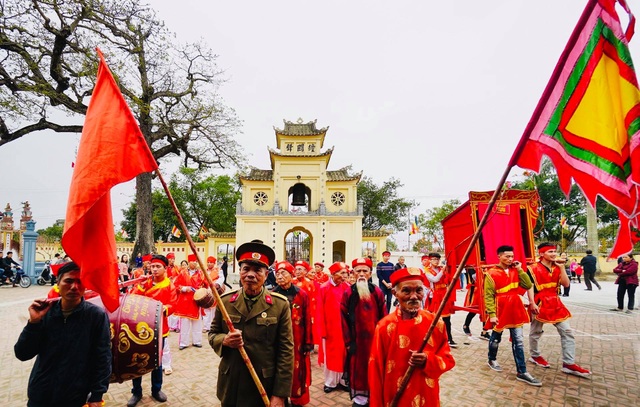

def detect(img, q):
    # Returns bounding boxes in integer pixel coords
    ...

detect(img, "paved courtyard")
[1,279,638,406]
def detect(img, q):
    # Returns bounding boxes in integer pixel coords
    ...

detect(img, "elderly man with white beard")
[341,257,387,407]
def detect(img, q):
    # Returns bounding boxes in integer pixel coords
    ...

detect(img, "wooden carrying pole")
[390,166,513,407]
[155,169,271,407]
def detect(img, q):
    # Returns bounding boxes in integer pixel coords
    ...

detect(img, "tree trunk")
[132,172,155,257]
[586,203,600,271]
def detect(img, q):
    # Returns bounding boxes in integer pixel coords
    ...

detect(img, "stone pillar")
[22,220,39,280]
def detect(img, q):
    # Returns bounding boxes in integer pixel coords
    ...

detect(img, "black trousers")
[617,280,638,310]
[584,270,600,290]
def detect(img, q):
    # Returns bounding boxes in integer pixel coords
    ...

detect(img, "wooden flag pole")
[155,169,271,407]
[389,165,513,407]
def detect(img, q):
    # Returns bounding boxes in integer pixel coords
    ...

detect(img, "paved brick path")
[1,281,638,406]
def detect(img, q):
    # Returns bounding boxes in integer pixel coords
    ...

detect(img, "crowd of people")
[11,240,637,407]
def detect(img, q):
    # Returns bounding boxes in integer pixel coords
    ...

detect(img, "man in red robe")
[174,253,209,350]
[424,253,457,348]
[527,242,591,378]
[317,261,351,393]
[272,261,313,407]
[341,257,386,406]
[293,260,317,322]
[313,262,329,284]
[127,254,178,406]
[368,267,455,407]
[484,245,541,386]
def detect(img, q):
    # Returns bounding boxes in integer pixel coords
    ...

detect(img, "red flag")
[62,49,158,312]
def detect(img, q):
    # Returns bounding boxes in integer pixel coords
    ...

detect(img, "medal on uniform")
[261,312,267,318]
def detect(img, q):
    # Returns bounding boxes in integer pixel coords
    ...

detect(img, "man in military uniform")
[209,240,294,407]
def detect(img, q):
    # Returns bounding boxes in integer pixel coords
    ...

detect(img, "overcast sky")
[3,1,638,249]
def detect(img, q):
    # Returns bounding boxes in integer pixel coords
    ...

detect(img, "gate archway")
[284,227,312,263]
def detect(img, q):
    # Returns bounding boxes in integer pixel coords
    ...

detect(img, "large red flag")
[62,49,158,312]
[509,0,640,258]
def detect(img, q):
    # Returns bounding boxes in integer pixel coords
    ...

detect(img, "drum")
[89,293,163,383]
[194,287,215,308]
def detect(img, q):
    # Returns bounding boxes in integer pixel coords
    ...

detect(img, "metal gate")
[285,230,310,263]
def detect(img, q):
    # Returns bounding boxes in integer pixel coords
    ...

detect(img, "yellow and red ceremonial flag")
[62,49,158,312]
[410,216,419,235]
[171,225,181,238]
[510,0,640,258]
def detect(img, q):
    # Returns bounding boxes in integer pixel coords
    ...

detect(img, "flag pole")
[389,165,513,407]
[155,169,271,407]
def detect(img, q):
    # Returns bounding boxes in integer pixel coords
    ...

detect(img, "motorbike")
[37,260,55,286]
[0,265,32,288]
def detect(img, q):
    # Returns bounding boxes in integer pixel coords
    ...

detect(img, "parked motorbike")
[37,260,55,286]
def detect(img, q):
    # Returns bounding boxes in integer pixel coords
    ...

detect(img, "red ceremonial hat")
[294,260,311,271]
[150,255,168,266]
[421,255,430,261]
[328,262,347,274]
[207,256,216,263]
[538,243,556,254]
[142,254,152,262]
[382,250,391,256]
[188,254,197,262]
[275,261,295,275]
[314,262,324,268]
[166,252,175,259]
[390,267,427,287]
[351,257,373,269]
[236,240,275,268]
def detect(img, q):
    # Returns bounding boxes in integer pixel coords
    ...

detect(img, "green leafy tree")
[385,239,398,252]
[416,199,461,247]
[36,223,64,241]
[358,176,414,231]
[411,236,432,253]
[121,168,240,242]
[1,0,242,257]
[512,160,586,245]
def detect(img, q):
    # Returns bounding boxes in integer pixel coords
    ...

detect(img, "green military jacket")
[209,287,294,405]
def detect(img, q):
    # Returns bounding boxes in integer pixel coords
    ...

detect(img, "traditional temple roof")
[327,167,362,182]
[239,168,273,181]
[274,118,329,136]
[362,229,393,237]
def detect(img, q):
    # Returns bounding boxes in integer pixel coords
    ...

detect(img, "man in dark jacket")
[14,262,111,407]
[580,250,601,290]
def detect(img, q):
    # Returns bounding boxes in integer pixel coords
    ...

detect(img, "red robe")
[484,266,530,332]
[426,266,455,317]
[368,309,455,407]
[317,279,351,370]
[294,277,317,323]
[529,263,572,324]
[341,284,387,396]
[131,276,178,337]
[315,271,329,284]
[272,285,312,405]
[173,268,209,319]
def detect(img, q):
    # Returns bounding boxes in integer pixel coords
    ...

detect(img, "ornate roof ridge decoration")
[208,231,236,238]
[274,118,329,136]
[268,146,334,157]
[239,167,273,181]
[362,229,393,237]
[327,167,363,182]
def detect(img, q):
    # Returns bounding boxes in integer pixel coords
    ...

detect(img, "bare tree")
[0,0,243,255]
